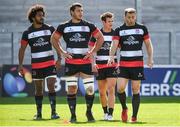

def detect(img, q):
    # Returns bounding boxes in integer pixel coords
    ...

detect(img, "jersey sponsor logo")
[64,26,90,33]
[119,29,144,36]
[33,37,49,47]
[69,33,86,42]
[123,36,139,45]
[28,30,51,39]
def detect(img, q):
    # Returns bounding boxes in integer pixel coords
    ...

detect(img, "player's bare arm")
[144,38,154,68]
[84,30,104,59]
[108,40,119,65]
[18,44,28,75]
[51,31,72,59]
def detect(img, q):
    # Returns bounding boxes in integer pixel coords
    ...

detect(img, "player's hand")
[62,51,72,60]
[147,57,154,69]
[84,51,93,59]
[55,59,61,71]
[107,56,115,66]
[18,65,24,77]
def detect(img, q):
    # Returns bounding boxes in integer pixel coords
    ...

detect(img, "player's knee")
[67,86,77,94]
[65,76,78,94]
[35,90,43,96]
[99,90,106,98]
[35,86,43,96]
[118,87,126,93]
[132,87,140,94]
[83,77,94,95]
[108,86,115,95]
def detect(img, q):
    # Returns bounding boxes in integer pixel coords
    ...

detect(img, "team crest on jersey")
[69,33,86,42]
[100,42,111,50]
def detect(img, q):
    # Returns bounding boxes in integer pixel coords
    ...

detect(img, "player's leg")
[65,63,79,122]
[106,77,116,120]
[33,79,44,120]
[97,79,108,120]
[66,75,78,122]
[131,80,141,123]
[46,76,60,119]
[44,66,60,119]
[130,67,144,123]
[96,68,108,120]
[117,77,129,122]
[80,70,95,122]
[32,68,44,120]
[116,67,130,122]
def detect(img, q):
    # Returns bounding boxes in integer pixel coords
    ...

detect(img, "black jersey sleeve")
[113,27,121,47]
[113,27,120,40]
[50,26,55,33]
[143,25,150,40]
[21,31,28,46]
[55,24,65,35]
[88,22,99,37]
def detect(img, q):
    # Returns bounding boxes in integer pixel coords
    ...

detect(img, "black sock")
[48,92,56,114]
[103,106,108,114]
[35,96,43,115]
[117,92,127,110]
[108,108,114,116]
[67,94,76,117]
[132,93,140,118]
[85,94,94,113]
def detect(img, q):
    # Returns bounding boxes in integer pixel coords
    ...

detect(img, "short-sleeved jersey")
[55,19,99,65]
[89,29,117,69]
[113,23,150,68]
[21,24,55,69]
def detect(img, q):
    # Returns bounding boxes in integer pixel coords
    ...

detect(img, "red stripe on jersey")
[113,36,120,40]
[143,34,150,41]
[65,58,91,65]
[88,41,95,47]
[32,60,55,69]
[96,63,118,69]
[55,30,62,36]
[21,40,28,46]
[119,61,144,67]
[92,28,99,37]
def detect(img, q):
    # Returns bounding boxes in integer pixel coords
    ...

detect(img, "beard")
[35,18,44,25]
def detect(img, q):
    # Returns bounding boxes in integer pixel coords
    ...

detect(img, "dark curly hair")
[27,4,45,23]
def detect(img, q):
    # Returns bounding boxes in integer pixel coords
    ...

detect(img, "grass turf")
[0,97,180,126]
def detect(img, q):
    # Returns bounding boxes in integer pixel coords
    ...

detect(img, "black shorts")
[118,67,145,80]
[65,63,92,76]
[32,65,57,79]
[96,67,118,80]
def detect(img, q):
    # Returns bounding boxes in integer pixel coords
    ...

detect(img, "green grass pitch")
[0,96,180,126]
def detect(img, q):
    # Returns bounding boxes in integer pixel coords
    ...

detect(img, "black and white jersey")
[21,24,55,69]
[55,19,99,65]
[89,29,117,69]
[113,23,150,67]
